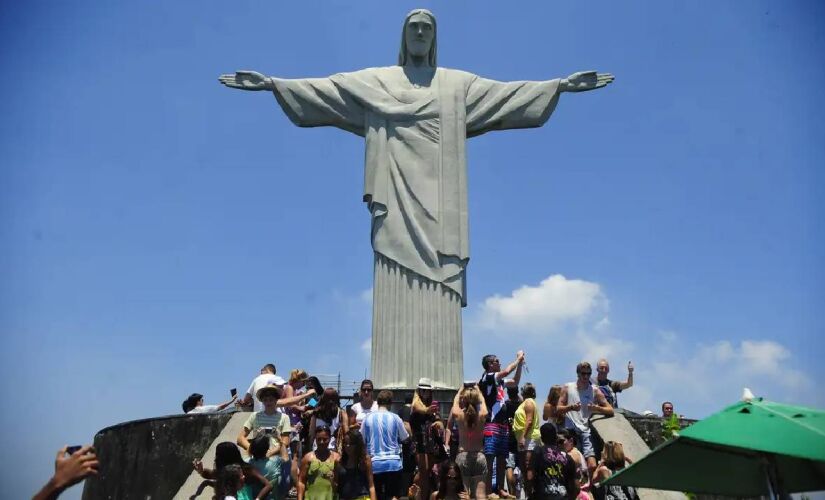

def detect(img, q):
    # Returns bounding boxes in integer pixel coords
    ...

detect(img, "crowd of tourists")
[178,353,665,500]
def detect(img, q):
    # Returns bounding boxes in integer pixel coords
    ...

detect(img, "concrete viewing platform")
[81,408,693,500]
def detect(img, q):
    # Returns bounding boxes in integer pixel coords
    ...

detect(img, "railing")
[314,373,362,403]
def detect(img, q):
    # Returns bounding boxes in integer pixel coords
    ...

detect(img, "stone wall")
[82,412,233,500]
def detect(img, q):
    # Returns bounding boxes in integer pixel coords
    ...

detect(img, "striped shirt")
[361,408,409,473]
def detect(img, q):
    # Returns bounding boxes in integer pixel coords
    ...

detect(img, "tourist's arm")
[277,389,316,407]
[497,350,525,381]
[566,457,580,500]
[247,466,273,500]
[267,432,289,459]
[365,456,378,500]
[557,386,579,415]
[33,446,99,500]
[216,395,238,411]
[193,458,216,479]
[478,389,489,422]
[589,389,614,417]
[308,415,317,445]
[297,454,311,500]
[411,393,428,415]
[618,361,634,391]
[330,452,341,491]
[338,409,349,451]
[520,399,536,447]
[397,415,411,443]
[237,427,252,452]
[237,422,252,453]
[543,402,554,421]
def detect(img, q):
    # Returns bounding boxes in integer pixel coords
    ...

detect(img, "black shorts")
[373,470,404,500]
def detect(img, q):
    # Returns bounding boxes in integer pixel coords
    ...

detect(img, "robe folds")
[271,67,560,388]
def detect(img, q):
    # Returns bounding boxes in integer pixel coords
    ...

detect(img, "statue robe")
[271,66,561,388]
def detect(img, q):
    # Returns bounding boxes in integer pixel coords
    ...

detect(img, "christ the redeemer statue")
[220,9,613,390]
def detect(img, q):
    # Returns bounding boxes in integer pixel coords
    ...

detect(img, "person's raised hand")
[53,446,99,490]
[627,361,634,373]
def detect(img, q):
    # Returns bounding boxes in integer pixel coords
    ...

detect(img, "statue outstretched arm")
[218,70,275,91]
[560,71,614,93]
[219,69,366,135]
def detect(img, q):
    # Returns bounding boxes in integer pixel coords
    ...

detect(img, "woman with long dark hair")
[310,387,348,452]
[543,385,564,426]
[431,461,468,500]
[337,429,377,500]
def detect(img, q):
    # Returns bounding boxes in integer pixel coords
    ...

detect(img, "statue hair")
[398,9,437,67]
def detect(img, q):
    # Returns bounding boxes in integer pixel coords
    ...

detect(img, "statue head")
[398,9,437,67]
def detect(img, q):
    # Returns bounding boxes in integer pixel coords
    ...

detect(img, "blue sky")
[1,1,823,498]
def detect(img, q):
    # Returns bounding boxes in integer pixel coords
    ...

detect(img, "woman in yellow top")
[512,383,542,497]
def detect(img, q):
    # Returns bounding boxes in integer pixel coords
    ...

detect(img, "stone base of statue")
[370,253,463,390]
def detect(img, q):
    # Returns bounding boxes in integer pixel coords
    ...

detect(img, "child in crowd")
[249,435,286,500]
[218,464,246,500]
[194,441,272,500]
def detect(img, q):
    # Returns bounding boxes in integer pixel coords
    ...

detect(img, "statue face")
[404,12,434,58]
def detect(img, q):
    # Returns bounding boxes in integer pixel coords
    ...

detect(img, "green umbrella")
[603,398,825,497]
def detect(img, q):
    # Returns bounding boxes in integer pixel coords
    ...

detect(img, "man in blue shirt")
[362,390,410,500]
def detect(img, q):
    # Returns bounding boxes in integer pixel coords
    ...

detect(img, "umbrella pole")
[762,454,790,500]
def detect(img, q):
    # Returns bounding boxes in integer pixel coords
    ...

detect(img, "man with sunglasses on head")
[557,361,613,476]
[351,379,378,428]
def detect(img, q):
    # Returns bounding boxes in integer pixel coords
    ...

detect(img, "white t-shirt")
[247,373,285,413]
[352,400,378,424]
[188,404,234,415]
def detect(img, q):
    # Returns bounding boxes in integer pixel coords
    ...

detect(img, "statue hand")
[561,71,614,93]
[218,70,273,91]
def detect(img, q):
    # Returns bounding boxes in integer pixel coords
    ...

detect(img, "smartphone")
[230,388,237,397]
[463,381,475,389]
[263,427,274,435]
[66,445,83,455]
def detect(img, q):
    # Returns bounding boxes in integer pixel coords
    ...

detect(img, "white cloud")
[739,340,789,375]
[628,335,809,417]
[478,274,608,333]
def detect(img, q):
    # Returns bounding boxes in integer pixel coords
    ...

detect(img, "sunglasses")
[578,371,592,376]
[361,388,373,393]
